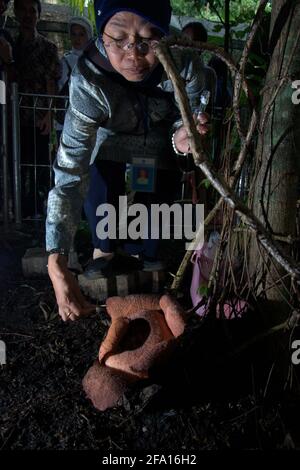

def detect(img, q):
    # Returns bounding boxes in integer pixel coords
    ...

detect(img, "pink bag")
[190,231,247,318]
[190,231,220,316]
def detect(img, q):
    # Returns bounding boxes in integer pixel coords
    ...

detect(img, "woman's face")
[102,12,162,82]
[70,24,89,51]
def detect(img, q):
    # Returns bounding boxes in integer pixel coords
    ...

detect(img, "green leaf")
[234,30,248,39]
[249,53,268,66]
[198,284,208,297]
[213,24,223,33]
[199,178,211,190]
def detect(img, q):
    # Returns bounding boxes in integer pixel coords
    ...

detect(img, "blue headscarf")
[94,0,172,36]
[92,0,172,89]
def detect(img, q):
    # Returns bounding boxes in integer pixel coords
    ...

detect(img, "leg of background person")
[56,130,62,146]
[19,126,50,218]
[20,126,35,218]
[6,124,14,220]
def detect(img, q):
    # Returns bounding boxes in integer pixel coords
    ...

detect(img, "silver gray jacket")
[46,43,215,252]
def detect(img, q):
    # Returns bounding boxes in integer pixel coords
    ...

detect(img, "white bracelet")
[171,131,189,157]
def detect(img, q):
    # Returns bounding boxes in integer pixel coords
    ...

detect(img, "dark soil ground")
[1,223,300,451]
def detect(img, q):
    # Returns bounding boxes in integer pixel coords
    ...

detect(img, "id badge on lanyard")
[130,157,156,193]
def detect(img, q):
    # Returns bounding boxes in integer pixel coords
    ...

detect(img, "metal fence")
[0,76,68,227]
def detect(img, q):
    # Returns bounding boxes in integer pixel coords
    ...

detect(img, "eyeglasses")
[102,31,159,55]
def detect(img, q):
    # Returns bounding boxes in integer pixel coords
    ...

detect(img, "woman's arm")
[46,67,108,321]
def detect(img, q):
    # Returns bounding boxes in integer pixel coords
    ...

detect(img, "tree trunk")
[250,0,300,312]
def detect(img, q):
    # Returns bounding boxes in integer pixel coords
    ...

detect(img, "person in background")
[13,0,60,218]
[55,15,93,142]
[0,0,14,75]
[177,21,216,205]
[0,0,15,223]
[182,21,216,107]
[207,55,232,115]
[182,21,207,44]
[182,21,232,113]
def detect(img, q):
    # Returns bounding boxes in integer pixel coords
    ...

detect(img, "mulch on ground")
[1,226,300,450]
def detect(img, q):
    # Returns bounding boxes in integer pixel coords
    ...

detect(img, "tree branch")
[164,1,269,292]
[161,35,251,142]
[155,40,300,287]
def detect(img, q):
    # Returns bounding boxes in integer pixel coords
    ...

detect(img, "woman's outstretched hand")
[173,112,210,154]
[48,253,96,321]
